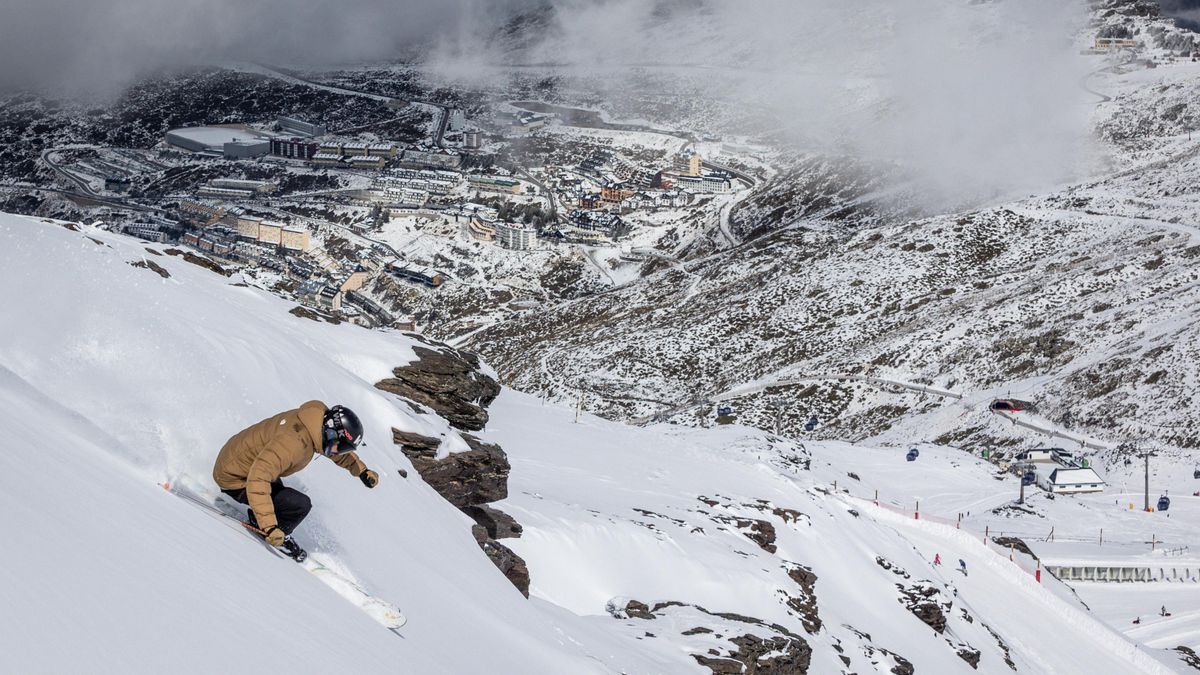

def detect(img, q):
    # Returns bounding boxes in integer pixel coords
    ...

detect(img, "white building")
[1038,467,1106,494]
[495,221,536,250]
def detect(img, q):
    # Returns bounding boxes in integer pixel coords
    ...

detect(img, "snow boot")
[280,536,308,563]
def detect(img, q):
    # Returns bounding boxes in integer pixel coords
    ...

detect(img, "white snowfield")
[0,213,1183,673]
[0,215,655,674]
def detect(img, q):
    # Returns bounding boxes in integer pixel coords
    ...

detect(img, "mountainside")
[0,213,652,673]
[3,214,1186,672]
[465,11,1200,465]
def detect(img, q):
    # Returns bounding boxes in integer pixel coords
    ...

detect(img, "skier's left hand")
[360,469,379,489]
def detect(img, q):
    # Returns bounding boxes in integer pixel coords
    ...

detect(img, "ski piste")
[161,480,407,633]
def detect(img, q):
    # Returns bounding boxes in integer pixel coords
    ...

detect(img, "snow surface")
[0,214,660,674]
[1,212,1189,672]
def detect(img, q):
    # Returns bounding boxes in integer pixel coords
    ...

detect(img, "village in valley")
[29,67,767,335]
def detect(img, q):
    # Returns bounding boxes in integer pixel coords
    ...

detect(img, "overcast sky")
[1,0,1097,210]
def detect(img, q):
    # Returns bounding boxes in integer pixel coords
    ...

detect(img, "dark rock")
[682,626,713,636]
[876,556,911,578]
[725,633,812,675]
[652,601,686,613]
[991,536,1036,559]
[625,600,656,620]
[375,345,500,431]
[1175,645,1200,671]
[480,538,530,597]
[397,432,510,509]
[888,652,915,675]
[162,248,230,276]
[128,259,170,278]
[772,506,805,524]
[692,655,743,674]
[397,468,408,478]
[957,647,982,669]
[462,504,523,539]
[738,518,777,553]
[391,428,442,460]
[897,583,948,633]
[470,524,488,544]
[785,564,821,633]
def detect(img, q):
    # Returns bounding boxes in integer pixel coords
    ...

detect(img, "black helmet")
[322,405,365,456]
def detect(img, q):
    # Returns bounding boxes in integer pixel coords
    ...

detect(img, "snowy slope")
[0,214,661,674]
[483,391,1178,673]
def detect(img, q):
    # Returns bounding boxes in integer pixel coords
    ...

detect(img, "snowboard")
[162,480,407,631]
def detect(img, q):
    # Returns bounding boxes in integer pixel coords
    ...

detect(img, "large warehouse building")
[165,126,270,158]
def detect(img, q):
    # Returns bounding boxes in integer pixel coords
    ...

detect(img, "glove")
[360,469,379,489]
[263,526,286,547]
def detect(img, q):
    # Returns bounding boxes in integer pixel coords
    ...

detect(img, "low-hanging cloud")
[4,0,1094,210]
[0,0,484,92]
[433,0,1093,210]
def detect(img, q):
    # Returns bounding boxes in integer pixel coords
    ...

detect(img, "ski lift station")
[1014,447,1106,494]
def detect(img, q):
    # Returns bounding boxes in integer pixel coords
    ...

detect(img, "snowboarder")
[934,553,942,566]
[1161,605,1168,617]
[213,401,378,560]
[959,559,968,576]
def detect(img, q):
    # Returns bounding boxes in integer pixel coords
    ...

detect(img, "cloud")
[3,0,1093,210]
[433,0,1093,210]
[0,0,480,92]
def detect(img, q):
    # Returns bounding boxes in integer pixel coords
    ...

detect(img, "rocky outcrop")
[390,423,526,596]
[784,564,821,634]
[376,345,501,431]
[391,428,442,459]
[396,432,510,509]
[897,583,948,634]
[607,599,811,675]
[462,504,523,539]
[472,525,531,597]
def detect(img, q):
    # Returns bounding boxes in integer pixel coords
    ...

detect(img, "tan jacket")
[213,400,366,532]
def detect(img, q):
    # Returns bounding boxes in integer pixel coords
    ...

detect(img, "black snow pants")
[221,480,312,535]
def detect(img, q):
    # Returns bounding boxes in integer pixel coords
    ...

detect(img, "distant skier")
[213,401,378,561]
[1161,605,1168,617]
[959,559,968,576]
[934,553,942,566]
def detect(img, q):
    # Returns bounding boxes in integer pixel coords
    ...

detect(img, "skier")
[213,401,379,560]
[959,559,968,576]
[934,553,942,566]
[1161,605,1168,617]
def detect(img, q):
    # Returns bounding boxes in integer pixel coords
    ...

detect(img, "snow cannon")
[1022,470,1036,486]
[906,449,918,462]
[1158,496,1171,512]
[804,415,818,432]
[716,404,734,418]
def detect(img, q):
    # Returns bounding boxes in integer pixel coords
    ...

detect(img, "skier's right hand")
[264,526,286,547]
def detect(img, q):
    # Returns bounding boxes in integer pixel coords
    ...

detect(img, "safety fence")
[839,489,1046,583]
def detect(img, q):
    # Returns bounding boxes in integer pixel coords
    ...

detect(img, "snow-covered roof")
[1048,468,1105,486]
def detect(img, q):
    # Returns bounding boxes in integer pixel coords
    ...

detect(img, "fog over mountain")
[434,0,1093,210]
[0,0,1091,209]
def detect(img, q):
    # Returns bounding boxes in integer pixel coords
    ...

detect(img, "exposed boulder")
[462,504,523,539]
[480,538,530,598]
[396,431,510,509]
[376,345,500,431]
[897,583,948,634]
[391,428,441,460]
[391,427,525,597]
